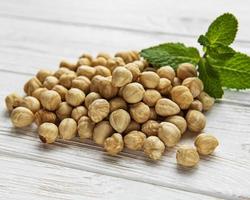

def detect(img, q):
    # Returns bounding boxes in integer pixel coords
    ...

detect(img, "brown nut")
[38,123,58,144]
[130,102,150,123]
[156,78,172,95]
[155,98,180,117]
[197,92,215,111]
[32,88,48,101]
[59,60,78,71]
[84,92,102,108]
[20,96,41,113]
[59,72,76,89]
[56,102,72,120]
[88,99,110,123]
[24,77,42,96]
[176,145,199,167]
[36,69,53,83]
[40,90,61,111]
[173,77,182,86]
[143,136,165,160]
[89,75,106,93]
[59,118,77,140]
[11,107,34,127]
[78,116,95,139]
[182,77,204,98]
[104,133,124,155]
[189,100,203,112]
[54,67,70,79]
[65,88,85,107]
[165,115,187,134]
[149,107,158,120]
[139,71,160,89]
[141,120,160,136]
[52,85,68,101]
[43,76,59,90]
[109,97,127,112]
[171,86,193,109]
[94,65,111,77]
[5,93,23,111]
[98,77,118,99]
[158,122,181,147]
[122,82,145,103]
[124,120,141,134]
[177,63,197,80]
[34,109,57,126]
[109,109,131,133]
[125,63,141,81]
[143,89,162,107]
[124,131,146,151]
[76,65,96,79]
[156,66,175,82]
[186,110,206,132]
[72,76,91,93]
[111,66,133,87]
[71,106,87,122]
[194,133,219,155]
[93,121,113,145]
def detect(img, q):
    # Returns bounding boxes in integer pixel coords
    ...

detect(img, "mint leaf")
[207,43,235,60]
[198,35,210,46]
[140,43,200,69]
[205,13,238,46]
[198,58,224,98]
[211,53,250,89]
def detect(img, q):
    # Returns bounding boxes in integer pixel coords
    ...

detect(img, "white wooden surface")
[0,0,250,199]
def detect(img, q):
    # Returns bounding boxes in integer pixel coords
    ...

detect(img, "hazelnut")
[78,116,95,139]
[40,90,61,111]
[124,131,146,150]
[186,110,206,132]
[97,52,112,60]
[88,99,110,123]
[173,77,182,86]
[176,145,199,167]
[195,133,219,155]
[111,67,133,87]
[171,86,193,109]
[20,96,41,113]
[189,100,203,112]
[133,60,146,71]
[156,78,172,95]
[143,136,165,160]
[54,67,70,79]
[36,69,53,83]
[115,51,139,64]
[52,85,68,101]
[11,107,34,127]
[56,102,72,120]
[32,88,48,101]
[43,76,59,89]
[141,120,160,136]
[104,133,124,155]
[34,109,57,126]
[98,77,118,99]
[59,60,78,71]
[143,89,162,107]
[177,63,197,80]
[38,123,58,144]
[59,118,77,140]
[139,71,160,89]
[89,75,106,93]
[122,82,145,103]
[182,77,204,98]
[156,66,175,82]
[130,102,150,123]
[125,63,141,81]
[76,65,96,79]
[93,121,113,145]
[165,115,187,134]
[155,98,180,117]
[59,72,76,88]
[149,107,158,120]
[158,122,181,147]
[84,92,101,108]
[71,106,87,122]
[79,53,93,61]
[77,58,92,66]
[109,109,131,133]
[92,57,107,67]
[24,77,42,96]
[94,65,111,77]
[197,92,215,111]
[71,76,91,93]
[124,120,141,134]
[109,97,127,112]
[5,93,23,111]
[65,88,85,107]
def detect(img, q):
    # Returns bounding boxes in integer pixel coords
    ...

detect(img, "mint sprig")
[140,13,250,98]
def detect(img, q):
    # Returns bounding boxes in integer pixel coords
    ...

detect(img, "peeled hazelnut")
[124,120,141,134]
[77,58,92,66]
[109,109,131,133]
[165,115,187,134]
[38,123,58,144]
[34,109,57,126]
[124,131,146,150]
[92,57,107,67]
[72,76,91,93]
[36,69,53,83]
[176,145,199,167]
[40,90,61,111]
[98,77,118,99]
[43,76,59,90]
[155,98,180,117]
[59,118,77,140]
[71,106,87,122]
[20,96,41,113]
[88,99,110,123]
[139,71,160,89]
[104,133,124,155]
[173,77,182,86]
[156,66,175,82]
[171,86,193,109]
[122,82,145,103]
[109,97,127,112]
[52,85,68,101]
[125,63,141,81]
[143,136,165,160]
[78,116,95,139]
[177,63,197,80]
[189,100,203,112]
[59,60,78,71]
[197,92,215,111]
[143,89,162,107]
[133,60,147,72]
[158,122,181,147]
[141,120,160,136]
[93,121,113,145]
[79,53,93,61]
[5,93,23,111]
[90,75,105,93]
[11,107,34,127]
[156,78,172,95]
[59,72,76,89]
[76,65,96,79]
[111,66,133,87]
[182,77,204,98]
[115,51,139,64]
[32,88,48,101]
[130,102,150,123]
[195,133,219,155]
[24,77,42,96]
[84,92,101,108]
[56,102,72,120]
[94,65,111,77]
[65,88,85,107]
[97,52,112,60]
[186,110,206,132]
[54,67,70,79]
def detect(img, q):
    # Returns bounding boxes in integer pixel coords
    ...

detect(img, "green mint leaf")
[207,43,235,60]
[198,35,210,46]
[140,43,200,69]
[210,53,250,89]
[205,13,238,46]
[198,58,224,98]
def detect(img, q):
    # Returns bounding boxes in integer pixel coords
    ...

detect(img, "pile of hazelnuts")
[5,50,219,167]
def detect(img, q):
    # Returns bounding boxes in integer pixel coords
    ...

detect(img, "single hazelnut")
[143,89,162,107]
[171,86,193,109]
[109,109,131,133]
[65,88,85,107]
[104,133,124,155]
[92,57,107,67]
[34,109,57,126]
[109,97,127,112]
[52,85,68,101]
[156,78,172,95]
[97,52,112,60]
[5,93,23,111]
[59,60,78,71]
[94,65,111,77]
[122,82,145,103]
[133,60,146,71]
[88,99,110,123]
[84,92,101,108]
[124,131,146,151]
[79,53,93,61]
[156,66,175,82]
[59,72,76,89]
[182,77,204,98]
[125,63,141,81]
[155,98,180,117]
[194,133,219,155]
[173,77,182,86]
[115,51,139,64]
[111,67,133,87]
[76,65,96,79]
[59,118,77,140]
[197,92,215,111]
[93,121,113,145]
[54,67,70,79]
[124,120,141,134]
[139,71,160,89]
[158,122,181,147]
[43,76,59,90]
[176,145,199,167]
[40,90,61,111]
[24,77,42,96]
[36,69,53,83]
[165,115,187,134]
[78,116,95,139]
[141,120,160,136]
[130,102,150,123]
[38,123,58,144]
[143,136,165,160]
[189,100,203,112]
[89,75,106,93]
[186,110,206,132]
[77,58,92,66]
[11,107,34,127]
[177,63,197,80]
[20,96,41,113]
[98,77,118,99]
[71,106,87,122]
[32,88,48,101]
[71,76,91,93]
[56,102,72,120]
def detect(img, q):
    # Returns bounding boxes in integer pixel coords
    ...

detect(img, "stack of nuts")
[5,50,219,167]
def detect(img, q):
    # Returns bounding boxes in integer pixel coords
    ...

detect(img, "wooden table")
[0,0,250,199]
